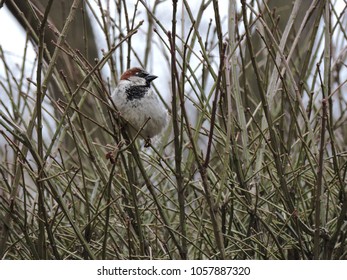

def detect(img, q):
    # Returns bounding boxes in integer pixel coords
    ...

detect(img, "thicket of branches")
[1,0,347,259]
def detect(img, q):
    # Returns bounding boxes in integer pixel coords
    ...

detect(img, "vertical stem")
[212,0,223,56]
[228,0,250,169]
[36,0,55,259]
[314,99,327,259]
[204,43,226,169]
[322,2,331,259]
[315,1,331,259]
[102,163,117,259]
[170,0,187,259]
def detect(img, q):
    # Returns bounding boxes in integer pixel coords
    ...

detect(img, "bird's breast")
[125,85,148,101]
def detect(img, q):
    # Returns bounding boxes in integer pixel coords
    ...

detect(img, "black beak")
[145,74,158,83]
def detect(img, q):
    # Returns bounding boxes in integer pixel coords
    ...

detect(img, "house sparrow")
[111,67,168,146]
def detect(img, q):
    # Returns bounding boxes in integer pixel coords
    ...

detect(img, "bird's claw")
[144,137,151,148]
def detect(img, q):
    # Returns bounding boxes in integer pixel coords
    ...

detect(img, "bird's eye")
[135,71,148,78]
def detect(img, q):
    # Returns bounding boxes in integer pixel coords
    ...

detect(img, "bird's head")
[120,67,157,87]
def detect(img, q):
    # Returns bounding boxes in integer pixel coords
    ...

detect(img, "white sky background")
[0,0,346,146]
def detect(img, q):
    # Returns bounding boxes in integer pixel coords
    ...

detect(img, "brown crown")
[120,67,145,80]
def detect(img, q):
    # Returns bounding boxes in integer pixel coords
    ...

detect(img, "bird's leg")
[144,137,151,148]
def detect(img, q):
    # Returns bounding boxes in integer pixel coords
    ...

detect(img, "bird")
[111,67,168,146]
